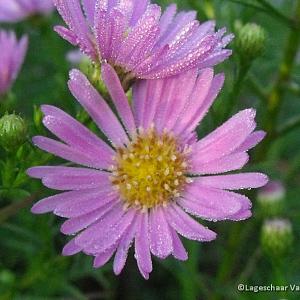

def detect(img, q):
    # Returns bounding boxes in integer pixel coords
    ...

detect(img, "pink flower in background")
[0,30,28,97]
[27,65,267,279]
[54,0,233,80]
[0,0,54,23]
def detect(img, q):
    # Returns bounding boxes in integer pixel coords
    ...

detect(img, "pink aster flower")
[0,30,28,97]
[0,0,54,23]
[54,0,233,81]
[27,65,268,279]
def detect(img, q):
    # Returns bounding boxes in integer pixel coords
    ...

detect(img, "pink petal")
[165,204,216,241]
[28,166,111,191]
[62,239,82,256]
[54,26,78,46]
[113,215,138,275]
[101,63,136,135]
[181,73,225,137]
[68,69,128,147]
[172,68,214,134]
[77,206,136,255]
[190,152,249,175]
[135,212,152,274]
[192,109,256,164]
[235,131,266,152]
[196,173,268,190]
[230,210,252,221]
[163,68,199,132]
[93,244,117,268]
[158,4,177,36]
[41,105,114,162]
[170,228,188,261]
[149,207,173,258]
[60,201,118,235]
[31,189,102,214]
[180,185,252,220]
[32,136,107,169]
[130,0,149,25]
[55,193,117,218]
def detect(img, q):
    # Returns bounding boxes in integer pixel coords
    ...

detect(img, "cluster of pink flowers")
[54,0,233,80]
[0,0,55,97]
[26,0,268,278]
[0,0,54,23]
[0,30,27,97]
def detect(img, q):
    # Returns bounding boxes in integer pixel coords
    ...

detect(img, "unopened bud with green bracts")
[261,218,293,258]
[257,181,285,217]
[0,113,27,151]
[236,22,267,62]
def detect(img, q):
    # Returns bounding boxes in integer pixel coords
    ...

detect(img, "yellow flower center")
[110,129,191,209]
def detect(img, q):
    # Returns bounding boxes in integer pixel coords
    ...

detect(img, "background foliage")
[0,0,300,299]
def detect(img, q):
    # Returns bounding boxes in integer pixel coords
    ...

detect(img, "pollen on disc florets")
[110,127,192,209]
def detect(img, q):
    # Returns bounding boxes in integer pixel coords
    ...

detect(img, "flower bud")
[236,23,266,61]
[257,181,285,216]
[0,113,27,151]
[261,219,293,258]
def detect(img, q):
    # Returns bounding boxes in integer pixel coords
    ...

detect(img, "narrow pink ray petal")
[101,63,136,135]
[158,4,177,36]
[180,185,252,220]
[190,152,249,175]
[41,105,114,161]
[55,193,117,218]
[149,207,173,258]
[93,244,118,268]
[31,188,111,214]
[135,212,152,274]
[177,73,225,137]
[170,228,188,261]
[113,214,138,275]
[61,201,119,235]
[62,239,81,256]
[193,109,256,161]
[83,208,137,255]
[235,131,266,152]
[62,239,82,256]
[196,173,268,190]
[165,204,217,241]
[54,26,78,46]
[32,136,108,169]
[68,69,129,147]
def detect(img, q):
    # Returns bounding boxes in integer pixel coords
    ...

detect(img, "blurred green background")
[0,0,300,299]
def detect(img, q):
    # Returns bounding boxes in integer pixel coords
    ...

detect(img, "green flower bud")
[0,114,27,151]
[261,219,293,258]
[257,181,285,217]
[236,23,266,61]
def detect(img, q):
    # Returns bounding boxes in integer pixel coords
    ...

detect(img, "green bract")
[0,114,27,151]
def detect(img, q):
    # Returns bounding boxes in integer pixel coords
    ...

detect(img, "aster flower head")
[0,30,28,97]
[27,65,267,279]
[54,0,233,83]
[0,0,54,23]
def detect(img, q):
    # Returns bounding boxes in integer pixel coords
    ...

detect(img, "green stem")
[237,247,262,283]
[180,242,202,300]
[248,74,268,103]
[215,224,242,285]
[256,0,300,161]
[271,258,287,298]
[0,191,41,224]
[224,62,251,119]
